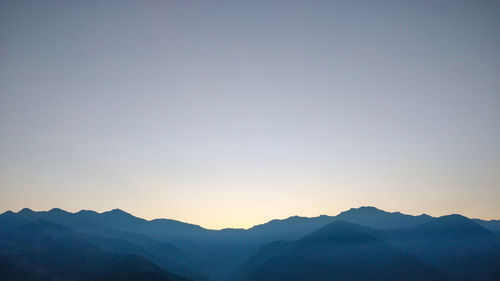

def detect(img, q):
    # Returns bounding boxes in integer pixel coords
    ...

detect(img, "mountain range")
[1,206,499,281]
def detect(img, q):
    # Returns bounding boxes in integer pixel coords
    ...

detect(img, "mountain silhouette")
[385,215,500,281]
[0,208,203,280]
[0,220,190,281]
[336,206,433,229]
[474,219,500,236]
[1,207,498,281]
[236,220,447,281]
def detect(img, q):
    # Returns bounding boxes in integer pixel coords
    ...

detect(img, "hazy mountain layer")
[236,221,447,281]
[0,220,190,281]
[1,207,499,281]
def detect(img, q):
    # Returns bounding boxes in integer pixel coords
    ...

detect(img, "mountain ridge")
[2,206,499,281]
[4,206,497,231]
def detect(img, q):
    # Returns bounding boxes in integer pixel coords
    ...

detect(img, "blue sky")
[1,0,499,229]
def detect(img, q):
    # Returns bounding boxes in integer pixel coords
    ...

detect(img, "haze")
[1,0,499,229]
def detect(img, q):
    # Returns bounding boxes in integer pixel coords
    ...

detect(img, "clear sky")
[1,0,499,229]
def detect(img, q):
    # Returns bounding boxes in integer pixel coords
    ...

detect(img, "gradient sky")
[1,0,499,229]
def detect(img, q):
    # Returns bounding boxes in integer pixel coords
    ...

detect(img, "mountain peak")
[48,208,70,214]
[18,207,34,214]
[437,214,468,221]
[301,220,378,245]
[336,206,389,218]
[424,214,475,227]
[98,208,146,228]
[104,208,133,216]
[76,209,98,215]
[336,206,434,229]
[414,214,496,238]
[342,206,384,214]
[418,213,432,218]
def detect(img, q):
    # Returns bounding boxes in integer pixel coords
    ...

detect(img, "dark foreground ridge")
[1,207,499,281]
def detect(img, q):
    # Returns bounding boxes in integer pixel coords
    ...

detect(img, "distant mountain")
[0,208,207,241]
[1,207,498,281]
[236,220,447,281]
[234,206,434,244]
[474,219,500,236]
[0,220,190,281]
[412,214,497,237]
[244,215,335,242]
[386,215,500,281]
[0,208,202,280]
[336,206,433,229]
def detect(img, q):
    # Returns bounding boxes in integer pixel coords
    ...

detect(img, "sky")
[1,0,499,229]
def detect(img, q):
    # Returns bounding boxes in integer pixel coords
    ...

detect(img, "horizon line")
[2,205,498,231]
